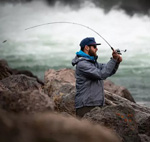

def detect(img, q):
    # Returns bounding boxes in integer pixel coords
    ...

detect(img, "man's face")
[88,45,98,57]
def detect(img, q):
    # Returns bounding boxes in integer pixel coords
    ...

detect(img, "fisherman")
[72,37,122,117]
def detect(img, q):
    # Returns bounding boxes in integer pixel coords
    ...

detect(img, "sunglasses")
[88,45,97,49]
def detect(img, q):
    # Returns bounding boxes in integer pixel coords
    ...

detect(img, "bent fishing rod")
[25,21,127,54]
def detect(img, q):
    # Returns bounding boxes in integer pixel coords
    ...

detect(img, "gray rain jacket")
[72,55,120,109]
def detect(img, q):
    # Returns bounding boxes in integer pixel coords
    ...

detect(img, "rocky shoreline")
[0,59,150,142]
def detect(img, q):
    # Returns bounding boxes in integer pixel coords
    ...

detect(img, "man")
[72,37,122,117]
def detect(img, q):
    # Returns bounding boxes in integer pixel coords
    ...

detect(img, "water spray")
[25,21,127,54]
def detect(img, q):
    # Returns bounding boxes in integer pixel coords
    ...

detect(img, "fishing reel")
[115,49,127,55]
[112,48,126,55]
[111,47,127,55]
[116,49,127,55]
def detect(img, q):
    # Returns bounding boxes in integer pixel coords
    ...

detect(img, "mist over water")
[0,1,150,107]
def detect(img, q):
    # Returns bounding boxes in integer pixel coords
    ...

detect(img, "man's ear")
[84,45,89,51]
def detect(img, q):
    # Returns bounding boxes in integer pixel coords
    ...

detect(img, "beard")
[88,48,97,57]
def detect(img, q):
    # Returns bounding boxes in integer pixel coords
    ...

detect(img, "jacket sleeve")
[77,58,119,80]
[98,58,120,77]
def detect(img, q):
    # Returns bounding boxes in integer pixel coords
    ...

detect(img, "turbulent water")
[0,1,150,107]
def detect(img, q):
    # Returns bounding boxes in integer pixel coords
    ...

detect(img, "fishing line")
[25,22,113,49]
[25,21,127,53]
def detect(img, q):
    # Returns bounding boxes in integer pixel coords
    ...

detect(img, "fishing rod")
[25,21,127,54]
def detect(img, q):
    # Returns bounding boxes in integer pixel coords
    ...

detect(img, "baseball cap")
[80,37,101,47]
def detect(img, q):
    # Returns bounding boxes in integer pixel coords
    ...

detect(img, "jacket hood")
[72,55,83,66]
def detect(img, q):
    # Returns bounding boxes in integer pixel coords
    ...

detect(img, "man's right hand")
[112,50,122,63]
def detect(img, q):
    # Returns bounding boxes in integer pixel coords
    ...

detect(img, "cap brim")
[89,43,101,46]
[96,43,101,45]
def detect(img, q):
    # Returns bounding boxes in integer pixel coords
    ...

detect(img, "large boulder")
[0,73,54,114]
[44,68,75,85]
[84,105,140,142]
[0,110,120,142]
[84,90,150,142]
[104,80,135,103]
[0,90,54,114]
[44,68,76,115]
[0,59,44,85]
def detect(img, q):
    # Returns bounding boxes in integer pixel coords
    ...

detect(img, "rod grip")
[111,47,114,51]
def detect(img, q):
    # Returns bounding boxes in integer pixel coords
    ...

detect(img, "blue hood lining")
[76,50,97,61]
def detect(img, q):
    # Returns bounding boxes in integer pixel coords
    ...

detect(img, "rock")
[11,69,44,86]
[0,74,41,92]
[84,105,140,142]
[0,59,11,80]
[104,90,150,114]
[45,68,75,85]
[0,59,44,85]
[0,82,9,92]
[84,90,150,142]
[136,112,150,137]
[104,80,135,103]
[0,60,9,67]
[44,68,136,115]
[0,90,54,114]
[54,87,76,115]
[44,68,150,142]
[44,68,76,115]
[0,110,120,142]
[139,134,150,142]
[0,71,54,114]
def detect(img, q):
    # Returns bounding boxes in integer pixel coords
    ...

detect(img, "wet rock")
[104,80,135,103]
[0,110,120,142]
[0,90,54,114]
